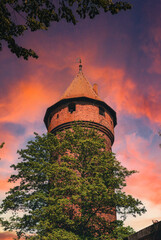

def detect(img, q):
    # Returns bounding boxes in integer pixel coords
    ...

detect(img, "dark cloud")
[0,122,26,136]
[117,114,153,139]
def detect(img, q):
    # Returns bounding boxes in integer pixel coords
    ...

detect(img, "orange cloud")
[116,133,161,205]
[0,71,61,165]
[0,131,20,164]
[85,65,161,125]
[0,38,99,128]
[0,232,16,240]
[0,75,60,124]
[0,177,16,191]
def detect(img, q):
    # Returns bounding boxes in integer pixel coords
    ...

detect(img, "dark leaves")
[0,125,145,239]
[0,0,132,59]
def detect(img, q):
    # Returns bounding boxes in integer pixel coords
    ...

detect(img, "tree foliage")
[0,0,132,60]
[0,142,5,149]
[0,125,145,239]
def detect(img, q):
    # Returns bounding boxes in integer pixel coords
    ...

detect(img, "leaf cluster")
[0,125,145,239]
[0,0,132,59]
[0,142,5,149]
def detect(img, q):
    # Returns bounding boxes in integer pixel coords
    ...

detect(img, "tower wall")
[46,99,116,222]
[47,100,115,150]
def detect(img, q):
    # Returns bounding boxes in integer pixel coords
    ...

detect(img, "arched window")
[68,103,76,113]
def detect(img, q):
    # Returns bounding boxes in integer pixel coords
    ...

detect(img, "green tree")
[0,142,4,149]
[0,0,132,60]
[0,125,145,239]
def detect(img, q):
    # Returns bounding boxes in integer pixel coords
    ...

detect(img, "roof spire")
[76,57,82,72]
[79,58,82,72]
[60,63,102,101]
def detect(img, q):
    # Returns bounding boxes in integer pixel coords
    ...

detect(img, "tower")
[44,62,117,224]
[44,64,117,152]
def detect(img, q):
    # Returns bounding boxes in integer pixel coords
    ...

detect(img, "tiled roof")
[61,71,102,101]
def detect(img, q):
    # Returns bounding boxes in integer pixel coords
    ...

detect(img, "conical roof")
[44,68,117,129]
[61,71,102,101]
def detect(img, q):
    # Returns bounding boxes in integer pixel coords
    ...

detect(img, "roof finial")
[79,58,82,72]
[76,57,82,72]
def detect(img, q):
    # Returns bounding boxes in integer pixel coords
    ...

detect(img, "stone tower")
[44,65,117,152]
[44,63,117,223]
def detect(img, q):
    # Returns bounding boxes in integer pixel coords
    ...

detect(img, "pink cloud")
[84,65,161,125]
[116,133,161,205]
[0,132,20,163]
[0,232,16,240]
[0,176,16,191]
[0,76,60,124]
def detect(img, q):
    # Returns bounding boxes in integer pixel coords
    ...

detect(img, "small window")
[99,107,105,116]
[68,103,76,113]
[57,114,59,119]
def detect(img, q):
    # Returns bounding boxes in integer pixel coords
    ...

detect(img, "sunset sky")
[0,0,161,238]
